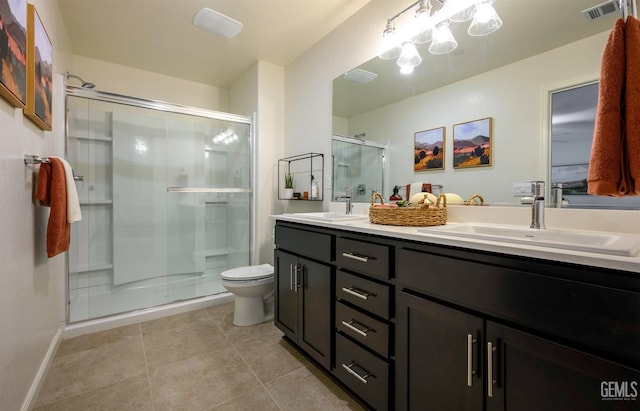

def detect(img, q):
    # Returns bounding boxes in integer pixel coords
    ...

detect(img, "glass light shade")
[379,22,401,60]
[468,2,502,36]
[450,4,476,22]
[396,42,422,73]
[429,22,457,55]
[410,1,433,44]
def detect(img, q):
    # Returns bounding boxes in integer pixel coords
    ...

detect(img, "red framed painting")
[25,4,52,130]
[0,0,27,108]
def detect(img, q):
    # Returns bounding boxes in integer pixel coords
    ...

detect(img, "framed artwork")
[25,4,52,130]
[0,0,27,108]
[414,126,445,171]
[453,117,492,168]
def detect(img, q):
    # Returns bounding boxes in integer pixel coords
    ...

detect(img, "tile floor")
[34,302,365,410]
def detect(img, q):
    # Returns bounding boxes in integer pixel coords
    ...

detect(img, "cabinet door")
[274,250,299,341]
[299,257,332,369]
[487,321,640,411]
[396,291,484,411]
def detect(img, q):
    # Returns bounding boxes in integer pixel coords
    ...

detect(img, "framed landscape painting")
[414,127,445,171]
[26,4,52,130]
[0,0,27,108]
[453,117,492,168]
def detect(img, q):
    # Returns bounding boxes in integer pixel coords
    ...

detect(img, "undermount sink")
[281,212,369,223]
[418,222,640,257]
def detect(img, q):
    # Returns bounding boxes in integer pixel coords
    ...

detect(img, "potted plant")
[284,171,294,199]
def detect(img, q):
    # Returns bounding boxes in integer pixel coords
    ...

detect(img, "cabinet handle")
[467,334,477,387]
[487,341,497,398]
[293,265,301,293]
[289,264,294,291]
[341,362,373,384]
[341,286,371,300]
[341,320,373,337]
[341,252,369,263]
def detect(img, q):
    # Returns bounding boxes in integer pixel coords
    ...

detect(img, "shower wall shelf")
[278,153,324,201]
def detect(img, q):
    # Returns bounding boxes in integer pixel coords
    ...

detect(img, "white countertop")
[274,206,640,275]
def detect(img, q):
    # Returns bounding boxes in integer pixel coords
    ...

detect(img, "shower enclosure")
[65,87,253,322]
[332,135,386,203]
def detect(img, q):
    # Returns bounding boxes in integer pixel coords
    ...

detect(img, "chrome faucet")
[530,181,545,229]
[336,187,353,215]
[551,183,564,208]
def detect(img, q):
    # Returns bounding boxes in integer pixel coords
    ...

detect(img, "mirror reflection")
[550,82,640,209]
[332,135,386,203]
[332,0,637,209]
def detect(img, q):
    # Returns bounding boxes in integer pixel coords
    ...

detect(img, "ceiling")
[57,0,371,87]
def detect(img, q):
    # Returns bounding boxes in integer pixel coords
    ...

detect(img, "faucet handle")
[529,180,545,198]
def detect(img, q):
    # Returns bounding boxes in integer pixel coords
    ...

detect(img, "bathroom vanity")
[273,214,640,411]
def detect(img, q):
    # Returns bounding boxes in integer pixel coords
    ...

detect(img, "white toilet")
[221,263,275,326]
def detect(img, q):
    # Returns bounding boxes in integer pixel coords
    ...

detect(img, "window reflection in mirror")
[332,135,386,203]
[550,82,640,209]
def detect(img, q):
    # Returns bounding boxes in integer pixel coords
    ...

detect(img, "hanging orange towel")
[36,158,71,258]
[587,18,628,196]
[626,16,640,195]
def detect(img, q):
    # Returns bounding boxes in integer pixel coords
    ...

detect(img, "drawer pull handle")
[467,334,477,387]
[342,252,369,263]
[341,320,373,337]
[341,287,371,300]
[342,362,373,384]
[487,341,497,398]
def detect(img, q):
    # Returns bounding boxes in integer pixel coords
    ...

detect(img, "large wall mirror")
[332,0,637,209]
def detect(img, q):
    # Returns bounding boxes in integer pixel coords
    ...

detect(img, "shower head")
[65,72,95,89]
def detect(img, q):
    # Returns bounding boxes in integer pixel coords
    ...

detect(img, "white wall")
[346,32,606,203]
[71,55,229,112]
[0,1,72,409]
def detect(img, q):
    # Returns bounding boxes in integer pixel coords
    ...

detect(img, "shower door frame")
[64,85,256,323]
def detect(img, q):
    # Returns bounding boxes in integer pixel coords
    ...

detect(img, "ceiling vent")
[193,8,243,39]
[343,69,378,84]
[582,0,620,21]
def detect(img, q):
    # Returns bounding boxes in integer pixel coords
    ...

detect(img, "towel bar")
[24,154,84,181]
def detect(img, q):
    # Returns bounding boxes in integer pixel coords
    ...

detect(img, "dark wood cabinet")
[396,291,483,411]
[275,220,640,411]
[274,225,333,370]
[486,321,640,411]
[397,291,640,411]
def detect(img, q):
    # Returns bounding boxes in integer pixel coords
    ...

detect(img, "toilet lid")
[221,263,274,281]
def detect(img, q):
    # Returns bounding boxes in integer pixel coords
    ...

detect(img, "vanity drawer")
[336,237,390,280]
[335,333,389,411]
[275,225,332,263]
[336,270,390,319]
[336,301,389,357]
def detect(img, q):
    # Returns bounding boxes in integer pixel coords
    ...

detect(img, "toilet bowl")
[221,263,274,326]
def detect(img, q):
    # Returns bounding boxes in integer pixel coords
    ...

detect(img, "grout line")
[139,322,156,411]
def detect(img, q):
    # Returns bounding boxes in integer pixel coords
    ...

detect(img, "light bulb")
[429,22,457,55]
[379,21,401,60]
[468,1,502,36]
[396,42,422,74]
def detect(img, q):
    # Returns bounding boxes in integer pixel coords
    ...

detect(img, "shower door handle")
[167,187,251,193]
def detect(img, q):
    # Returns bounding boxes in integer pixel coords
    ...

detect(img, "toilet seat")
[221,263,274,281]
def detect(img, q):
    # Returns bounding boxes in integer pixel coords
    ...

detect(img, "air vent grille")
[582,0,620,21]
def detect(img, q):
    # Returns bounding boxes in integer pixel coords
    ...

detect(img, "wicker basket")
[465,194,485,206]
[369,192,447,227]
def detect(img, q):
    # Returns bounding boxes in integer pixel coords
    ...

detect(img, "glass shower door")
[67,91,252,322]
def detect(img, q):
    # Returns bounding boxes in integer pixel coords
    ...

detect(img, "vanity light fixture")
[379,0,502,73]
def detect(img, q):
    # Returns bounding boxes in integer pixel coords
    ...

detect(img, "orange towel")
[626,16,640,195]
[36,158,71,258]
[588,18,627,196]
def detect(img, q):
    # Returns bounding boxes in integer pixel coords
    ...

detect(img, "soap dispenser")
[311,175,318,200]
[389,185,403,201]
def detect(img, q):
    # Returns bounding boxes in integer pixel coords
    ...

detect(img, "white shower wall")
[67,92,251,322]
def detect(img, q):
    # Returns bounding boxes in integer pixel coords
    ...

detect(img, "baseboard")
[21,326,64,411]
[64,293,234,339]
